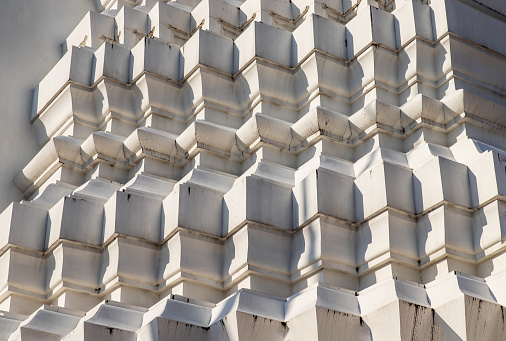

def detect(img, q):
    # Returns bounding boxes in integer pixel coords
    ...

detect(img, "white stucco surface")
[0,0,506,339]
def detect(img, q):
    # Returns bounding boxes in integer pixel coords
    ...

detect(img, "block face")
[47,244,101,290]
[93,42,131,83]
[223,178,247,233]
[247,226,291,274]
[246,177,293,230]
[413,157,471,213]
[59,197,104,245]
[321,220,356,268]
[383,163,415,214]
[292,171,318,227]
[357,212,390,265]
[439,157,471,208]
[443,206,473,254]
[317,169,355,222]
[354,162,388,221]
[179,233,222,280]
[417,206,447,258]
[413,157,443,213]
[131,38,180,81]
[116,239,158,284]
[8,250,46,294]
[178,184,223,236]
[468,151,503,207]
[182,30,234,76]
[104,191,162,242]
[291,221,322,271]
[388,212,417,260]
[0,203,47,251]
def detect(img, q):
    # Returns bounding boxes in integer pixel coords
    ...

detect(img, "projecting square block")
[234,21,292,70]
[291,218,356,273]
[346,6,395,58]
[181,29,234,77]
[46,243,101,293]
[149,2,191,45]
[0,202,47,251]
[115,6,149,49]
[104,191,162,243]
[33,47,94,120]
[292,14,346,63]
[293,168,355,227]
[100,238,158,286]
[357,210,417,266]
[162,183,224,238]
[224,176,293,233]
[394,0,433,47]
[93,42,131,84]
[413,156,471,213]
[46,196,104,248]
[192,0,242,37]
[417,205,473,259]
[131,38,180,81]
[355,162,414,221]
[224,225,291,279]
[468,150,506,207]
[159,231,222,285]
[473,200,506,253]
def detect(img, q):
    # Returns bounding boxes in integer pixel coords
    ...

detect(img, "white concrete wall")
[0,0,506,339]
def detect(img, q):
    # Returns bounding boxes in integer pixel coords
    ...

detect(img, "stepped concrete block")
[104,191,162,243]
[92,42,131,84]
[162,182,223,238]
[224,176,293,233]
[413,156,471,213]
[115,6,149,49]
[0,202,47,252]
[131,37,181,81]
[149,2,192,45]
[46,196,104,248]
[355,161,414,221]
[181,29,234,76]
[293,168,355,226]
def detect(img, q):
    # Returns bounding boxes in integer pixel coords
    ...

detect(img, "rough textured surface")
[1,0,506,339]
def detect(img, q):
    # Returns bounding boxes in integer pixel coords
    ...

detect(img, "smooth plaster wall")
[0,0,97,211]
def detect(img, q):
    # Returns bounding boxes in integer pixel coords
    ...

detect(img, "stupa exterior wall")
[1,0,506,339]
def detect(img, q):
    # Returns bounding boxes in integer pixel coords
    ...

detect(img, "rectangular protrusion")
[181,29,234,77]
[413,156,471,213]
[234,21,292,71]
[131,37,181,81]
[103,191,162,243]
[0,202,47,252]
[46,196,104,249]
[93,42,131,84]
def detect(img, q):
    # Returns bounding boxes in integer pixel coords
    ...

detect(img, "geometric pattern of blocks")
[1,0,506,339]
